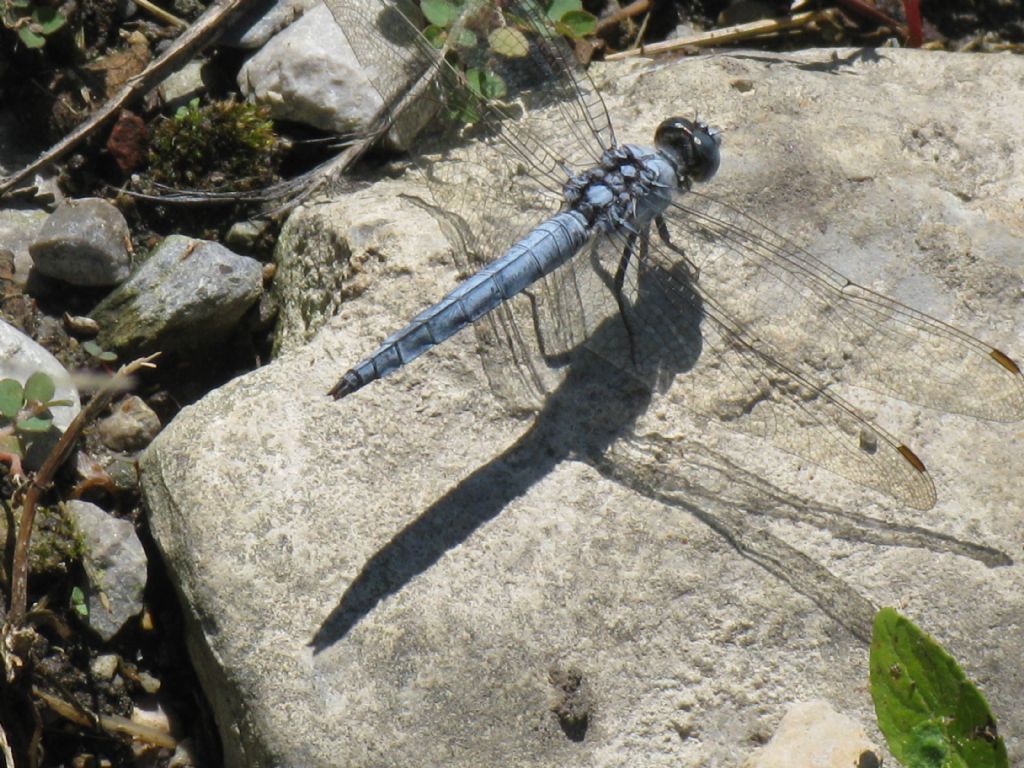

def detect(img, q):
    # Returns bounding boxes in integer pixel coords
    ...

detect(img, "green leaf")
[423,23,446,47]
[450,97,481,124]
[546,0,582,22]
[17,25,46,48]
[555,9,596,38]
[31,5,65,34]
[82,339,118,362]
[0,379,23,418]
[174,96,201,120]
[421,0,459,26]
[488,26,529,57]
[71,586,89,617]
[23,371,55,403]
[17,415,53,433]
[465,68,484,98]
[450,26,476,48]
[0,433,23,457]
[870,608,1008,768]
[466,67,507,101]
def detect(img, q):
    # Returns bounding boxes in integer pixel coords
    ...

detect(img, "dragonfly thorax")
[562,145,679,231]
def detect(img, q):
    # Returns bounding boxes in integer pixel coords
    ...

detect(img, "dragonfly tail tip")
[328,371,363,400]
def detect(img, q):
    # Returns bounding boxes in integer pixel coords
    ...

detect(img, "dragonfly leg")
[614,232,640,366]
[655,214,700,281]
[523,289,573,368]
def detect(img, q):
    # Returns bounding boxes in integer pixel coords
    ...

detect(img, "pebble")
[97,396,161,452]
[90,234,263,354]
[29,198,132,286]
[156,59,208,111]
[90,653,120,680]
[66,500,148,642]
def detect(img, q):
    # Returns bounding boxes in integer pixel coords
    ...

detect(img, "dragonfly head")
[654,117,721,184]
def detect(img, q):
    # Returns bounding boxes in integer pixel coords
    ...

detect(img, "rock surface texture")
[91,235,263,355]
[141,49,1024,767]
[742,700,879,768]
[66,500,148,641]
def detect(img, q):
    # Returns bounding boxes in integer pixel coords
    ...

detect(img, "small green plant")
[82,339,118,364]
[69,586,89,618]
[420,0,596,120]
[0,372,71,477]
[147,97,281,192]
[541,0,596,40]
[2,0,66,48]
[870,607,1008,768]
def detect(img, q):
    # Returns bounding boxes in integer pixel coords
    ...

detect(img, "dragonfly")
[323,0,1024,511]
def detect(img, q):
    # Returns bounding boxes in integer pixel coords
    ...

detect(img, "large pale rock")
[142,49,1024,767]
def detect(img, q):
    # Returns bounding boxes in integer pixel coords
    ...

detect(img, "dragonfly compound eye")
[655,117,721,183]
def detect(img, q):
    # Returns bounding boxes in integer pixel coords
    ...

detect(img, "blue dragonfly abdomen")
[329,210,591,398]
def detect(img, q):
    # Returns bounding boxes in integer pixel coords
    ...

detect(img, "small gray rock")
[98,395,162,452]
[225,218,271,251]
[66,500,148,641]
[236,3,429,148]
[29,198,132,286]
[90,653,120,680]
[237,4,384,134]
[91,235,263,354]
[157,59,208,112]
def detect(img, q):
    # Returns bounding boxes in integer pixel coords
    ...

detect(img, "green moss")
[0,502,85,578]
[147,98,281,192]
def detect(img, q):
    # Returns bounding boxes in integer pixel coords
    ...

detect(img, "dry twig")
[604,9,836,60]
[33,687,177,750]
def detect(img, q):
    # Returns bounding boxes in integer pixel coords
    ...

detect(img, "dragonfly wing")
[585,225,939,509]
[663,190,1024,423]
